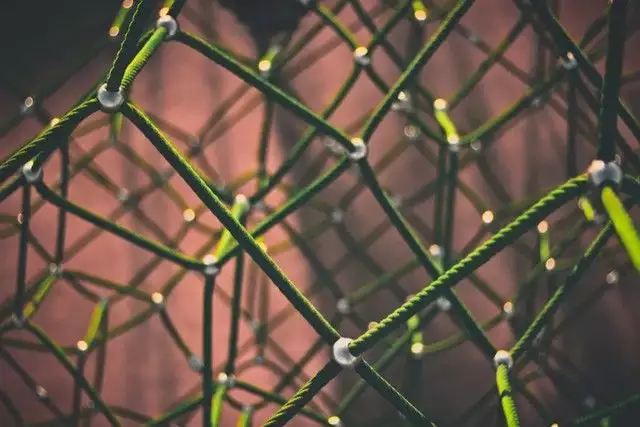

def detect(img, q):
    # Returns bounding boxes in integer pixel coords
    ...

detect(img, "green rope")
[1,2,640,426]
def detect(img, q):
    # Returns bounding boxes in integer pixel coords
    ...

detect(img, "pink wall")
[1,1,639,426]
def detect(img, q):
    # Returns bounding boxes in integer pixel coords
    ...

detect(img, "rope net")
[1,0,639,426]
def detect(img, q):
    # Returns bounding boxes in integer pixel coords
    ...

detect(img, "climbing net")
[1,0,640,425]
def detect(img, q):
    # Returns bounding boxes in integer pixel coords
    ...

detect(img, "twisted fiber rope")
[218,159,351,266]
[496,364,520,427]
[510,222,616,361]
[349,176,588,355]
[0,98,99,184]
[571,393,640,426]
[357,161,497,358]
[123,101,342,343]
[106,0,151,92]
[121,27,170,93]
[263,361,342,427]
[361,0,475,142]
[34,182,203,270]
[528,1,640,144]
[355,360,436,426]
[25,322,120,426]
[1,1,639,425]
[173,31,355,154]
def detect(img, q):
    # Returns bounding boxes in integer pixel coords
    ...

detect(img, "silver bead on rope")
[587,160,623,187]
[353,46,370,67]
[348,137,367,161]
[203,254,219,277]
[156,14,178,40]
[22,160,42,184]
[97,83,125,113]
[332,337,360,368]
[493,349,513,370]
[560,52,577,70]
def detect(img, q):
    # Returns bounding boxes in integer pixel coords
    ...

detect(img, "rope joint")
[156,15,179,40]
[22,160,42,184]
[493,350,513,370]
[332,337,361,368]
[97,83,125,113]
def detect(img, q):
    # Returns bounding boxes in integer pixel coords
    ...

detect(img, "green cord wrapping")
[105,0,150,92]
[600,187,640,271]
[362,0,475,142]
[349,177,587,356]
[123,101,341,344]
[210,381,228,427]
[0,98,99,183]
[263,362,342,427]
[496,364,521,427]
[173,31,356,154]
[1,2,640,426]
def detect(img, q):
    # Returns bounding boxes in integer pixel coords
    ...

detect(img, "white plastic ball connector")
[235,193,250,212]
[48,263,63,277]
[348,138,367,161]
[531,97,543,109]
[117,188,130,202]
[20,96,35,115]
[332,337,361,368]
[11,313,25,329]
[606,269,619,285]
[353,47,370,67]
[258,61,272,78]
[392,91,412,113]
[470,140,482,152]
[217,372,236,388]
[336,298,351,314]
[560,52,577,70]
[447,135,461,153]
[203,255,219,277]
[97,83,125,113]
[436,296,451,312]
[151,292,165,309]
[493,349,513,370]
[35,385,49,400]
[404,125,419,141]
[156,14,178,40]
[22,160,42,184]
[502,301,515,320]
[330,208,344,224]
[587,160,623,187]
[188,354,204,372]
[327,415,343,427]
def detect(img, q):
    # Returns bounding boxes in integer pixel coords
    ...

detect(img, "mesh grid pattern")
[1,0,639,426]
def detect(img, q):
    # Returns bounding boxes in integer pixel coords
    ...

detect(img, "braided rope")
[0,1,639,426]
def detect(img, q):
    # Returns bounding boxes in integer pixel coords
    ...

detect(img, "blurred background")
[1,0,640,426]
